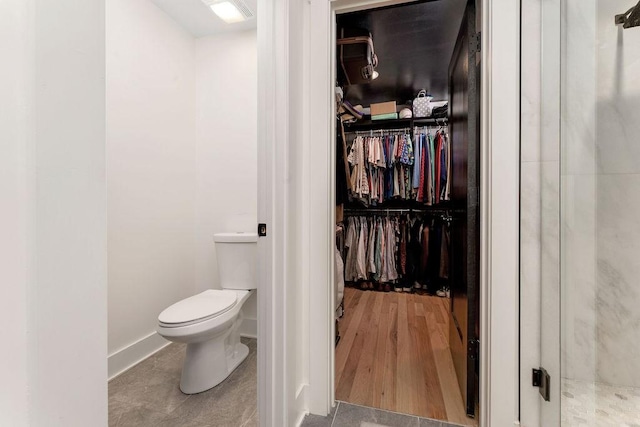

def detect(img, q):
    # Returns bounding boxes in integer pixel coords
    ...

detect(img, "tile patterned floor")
[301,401,474,427]
[562,379,640,427]
[108,337,257,427]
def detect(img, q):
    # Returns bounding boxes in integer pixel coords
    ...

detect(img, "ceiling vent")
[203,0,254,23]
[229,0,254,20]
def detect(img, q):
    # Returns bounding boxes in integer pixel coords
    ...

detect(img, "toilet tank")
[213,232,258,290]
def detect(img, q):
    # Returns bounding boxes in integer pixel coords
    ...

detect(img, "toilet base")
[179,341,250,394]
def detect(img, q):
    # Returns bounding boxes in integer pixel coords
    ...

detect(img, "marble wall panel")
[595,1,640,175]
[520,161,542,425]
[592,0,640,388]
[595,174,640,387]
[560,173,597,383]
[521,0,543,163]
[562,0,597,176]
[560,0,598,386]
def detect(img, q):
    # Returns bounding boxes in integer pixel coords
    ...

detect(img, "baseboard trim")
[108,332,169,380]
[294,411,308,427]
[108,319,257,380]
[294,384,308,426]
[240,317,257,339]
[109,319,257,380]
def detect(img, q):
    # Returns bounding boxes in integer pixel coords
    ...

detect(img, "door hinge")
[468,339,480,360]
[532,367,551,402]
[258,223,267,237]
[470,32,481,54]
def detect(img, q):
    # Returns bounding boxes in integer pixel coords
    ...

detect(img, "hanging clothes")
[343,212,452,293]
[346,126,451,207]
[411,127,451,206]
[347,132,415,206]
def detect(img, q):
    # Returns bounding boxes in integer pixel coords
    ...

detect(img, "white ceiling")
[151,0,257,38]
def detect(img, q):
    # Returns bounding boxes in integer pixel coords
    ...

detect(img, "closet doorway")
[333,1,480,425]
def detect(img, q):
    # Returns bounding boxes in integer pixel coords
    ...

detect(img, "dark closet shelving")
[342,116,448,132]
[343,199,463,215]
[343,206,465,217]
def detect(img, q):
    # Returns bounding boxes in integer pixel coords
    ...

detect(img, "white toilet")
[157,232,257,394]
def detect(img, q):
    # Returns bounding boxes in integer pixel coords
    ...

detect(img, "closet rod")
[346,127,411,135]
[344,207,465,216]
[343,117,448,131]
[413,117,448,123]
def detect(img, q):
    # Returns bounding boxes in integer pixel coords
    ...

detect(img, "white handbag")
[412,90,433,118]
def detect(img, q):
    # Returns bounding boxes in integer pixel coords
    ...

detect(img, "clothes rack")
[342,117,447,132]
[342,210,453,293]
[343,207,464,216]
[347,127,411,136]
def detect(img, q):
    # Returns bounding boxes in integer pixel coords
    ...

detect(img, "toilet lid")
[158,290,237,326]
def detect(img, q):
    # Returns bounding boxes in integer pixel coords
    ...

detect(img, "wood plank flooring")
[335,287,477,426]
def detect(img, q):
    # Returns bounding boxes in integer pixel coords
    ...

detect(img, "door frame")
[257,0,521,425]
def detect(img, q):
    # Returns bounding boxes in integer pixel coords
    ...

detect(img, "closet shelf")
[343,116,448,132]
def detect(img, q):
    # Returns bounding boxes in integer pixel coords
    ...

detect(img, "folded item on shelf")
[370,101,397,116]
[339,102,365,123]
[431,104,448,118]
[371,112,398,120]
[339,109,357,123]
[343,101,364,119]
[430,100,448,109]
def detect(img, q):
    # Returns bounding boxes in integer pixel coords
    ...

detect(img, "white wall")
[1,0,108,425]
[107,0,259,375]
[106,0,197,376]
[0,1,32,424]
[288,0,307,422]
[1,0,255,423]
[32,0,107,422]
[195,30,258,335]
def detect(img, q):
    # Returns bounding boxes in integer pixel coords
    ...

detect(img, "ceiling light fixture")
[203,0,254,24]
[372,71,380,80]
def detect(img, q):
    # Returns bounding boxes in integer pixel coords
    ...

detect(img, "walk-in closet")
[334,1,480,425]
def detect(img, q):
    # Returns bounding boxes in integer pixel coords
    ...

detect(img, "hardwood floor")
[335,287,478,426]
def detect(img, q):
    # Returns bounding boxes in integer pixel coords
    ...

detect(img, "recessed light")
[203,0,254,24]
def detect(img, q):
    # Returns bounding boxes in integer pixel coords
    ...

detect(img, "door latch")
[532,367,551,402]
[258,223,267,237]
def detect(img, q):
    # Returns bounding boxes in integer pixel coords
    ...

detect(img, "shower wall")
[593,0,640,388]
[562,0,640,387]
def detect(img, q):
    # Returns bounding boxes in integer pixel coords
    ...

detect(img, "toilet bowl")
[157,232,258,394]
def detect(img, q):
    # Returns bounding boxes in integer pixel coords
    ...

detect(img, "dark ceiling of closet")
[337,0,466,105]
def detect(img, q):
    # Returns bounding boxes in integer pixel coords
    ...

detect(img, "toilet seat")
[158,290,237,328]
